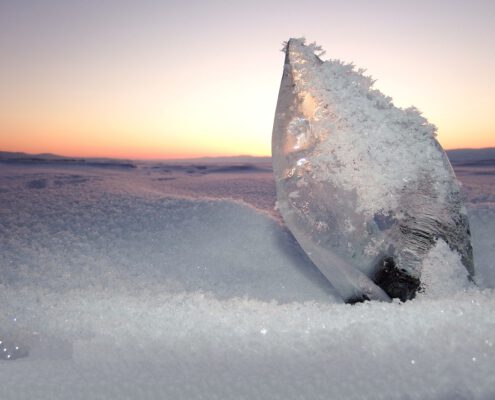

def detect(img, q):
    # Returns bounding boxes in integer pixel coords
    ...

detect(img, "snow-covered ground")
[0,160,494,399]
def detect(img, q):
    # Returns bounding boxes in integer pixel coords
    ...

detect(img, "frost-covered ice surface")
[272,39,472,302]
[0,162,494,399]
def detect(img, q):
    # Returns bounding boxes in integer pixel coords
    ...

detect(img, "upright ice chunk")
[272,38,473,303]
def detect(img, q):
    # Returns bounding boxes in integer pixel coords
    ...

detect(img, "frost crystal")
[272,38,473,302]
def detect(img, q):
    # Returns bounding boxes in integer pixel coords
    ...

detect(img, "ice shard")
[272,38,474,303]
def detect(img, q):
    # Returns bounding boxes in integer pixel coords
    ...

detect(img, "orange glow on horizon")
[2,51,492,160]
[1,82,493,160]
[1,1,494,159]
[2,121,493,161]
[0,124,273,160]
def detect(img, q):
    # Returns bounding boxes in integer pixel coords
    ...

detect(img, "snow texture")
[0,161,494,399]
[272,38,472,302]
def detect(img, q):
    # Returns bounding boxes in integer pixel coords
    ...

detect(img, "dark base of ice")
[347,294,371,305]
[373,258,421,302]
[346,258,420,304]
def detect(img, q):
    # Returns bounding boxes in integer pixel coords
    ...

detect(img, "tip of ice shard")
[272,38,474,303]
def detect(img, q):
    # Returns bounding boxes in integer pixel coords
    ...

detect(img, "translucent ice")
[272,38,473,302]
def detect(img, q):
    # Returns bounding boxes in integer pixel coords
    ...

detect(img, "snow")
[0,161,494,399]
[417,239,472,299]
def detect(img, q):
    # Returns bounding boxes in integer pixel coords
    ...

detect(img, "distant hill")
[0,151,67,160]
[149,155,272,164]
[445,148,495,166]
[1,148,494,166]
[0,151,136,168]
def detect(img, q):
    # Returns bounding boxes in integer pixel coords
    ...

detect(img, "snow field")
[0,165,494,399]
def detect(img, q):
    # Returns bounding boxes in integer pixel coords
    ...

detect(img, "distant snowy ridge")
[447,147,495,164]
[0,151,66,160]
[2,148,494,167]
[0,151,136,169]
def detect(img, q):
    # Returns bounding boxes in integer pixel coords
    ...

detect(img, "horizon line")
[2,146,495,162]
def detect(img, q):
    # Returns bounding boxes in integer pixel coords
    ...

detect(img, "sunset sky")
[1,0,494,159]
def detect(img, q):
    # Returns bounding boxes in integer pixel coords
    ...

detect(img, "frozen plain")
[0,158,494,399]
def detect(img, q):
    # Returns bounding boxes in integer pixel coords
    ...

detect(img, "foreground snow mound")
[0,178,336,302]
[1,288,494,400]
